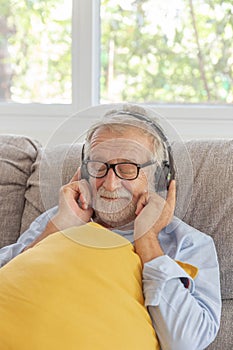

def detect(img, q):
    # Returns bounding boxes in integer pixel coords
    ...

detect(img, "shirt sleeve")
[0,206,58,267]
[142,229,221,350]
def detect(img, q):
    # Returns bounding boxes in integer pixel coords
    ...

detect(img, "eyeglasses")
[83,160,157,180]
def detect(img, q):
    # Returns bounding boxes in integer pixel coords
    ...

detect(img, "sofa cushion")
[20,143,83,234]
[0,135,40,248]
[177,140,233,300]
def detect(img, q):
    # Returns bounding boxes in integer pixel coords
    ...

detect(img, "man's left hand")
[134,180,176,264]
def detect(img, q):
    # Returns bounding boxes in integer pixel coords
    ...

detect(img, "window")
[100,0,233,105]
[0,0,72,104]
[1,0,232,107]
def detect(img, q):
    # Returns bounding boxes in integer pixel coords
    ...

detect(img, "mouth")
[101,196,120,201]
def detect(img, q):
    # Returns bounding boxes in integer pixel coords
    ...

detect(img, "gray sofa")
[0,134,232,349]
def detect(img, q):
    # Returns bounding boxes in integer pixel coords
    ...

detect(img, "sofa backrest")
[0,134,232,349]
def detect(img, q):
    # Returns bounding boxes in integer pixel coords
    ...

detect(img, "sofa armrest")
[0,135,41,248]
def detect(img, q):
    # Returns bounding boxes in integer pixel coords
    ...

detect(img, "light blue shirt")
[0,206,221,350]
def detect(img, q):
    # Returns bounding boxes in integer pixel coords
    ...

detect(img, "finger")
[70,167,81,183]
[61,180,91,213]
[78,179,92,208]
[135,191,148,216]
[166,179,176,207]
[79,193,88,210]
[62,181,81,201]
[65,179,92,205]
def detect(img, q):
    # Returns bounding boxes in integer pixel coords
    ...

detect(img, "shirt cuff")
[142,255,196,306]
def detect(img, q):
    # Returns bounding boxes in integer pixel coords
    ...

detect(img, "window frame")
[0,0,100,116]
[0,0,232,141]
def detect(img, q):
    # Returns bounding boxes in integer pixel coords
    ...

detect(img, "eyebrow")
[89,157,139,163]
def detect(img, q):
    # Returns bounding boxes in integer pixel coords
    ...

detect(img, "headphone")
[81,110,175,192]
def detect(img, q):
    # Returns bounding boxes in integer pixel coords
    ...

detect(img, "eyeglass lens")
[86,161,138,180]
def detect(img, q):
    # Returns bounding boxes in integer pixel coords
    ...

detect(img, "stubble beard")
[93,186,137,229]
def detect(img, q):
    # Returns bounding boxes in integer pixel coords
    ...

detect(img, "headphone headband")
[112,110,170,149]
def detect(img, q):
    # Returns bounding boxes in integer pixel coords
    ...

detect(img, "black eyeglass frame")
[82,159,157,180]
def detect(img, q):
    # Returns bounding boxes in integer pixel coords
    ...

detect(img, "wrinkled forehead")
[88,126,154,163]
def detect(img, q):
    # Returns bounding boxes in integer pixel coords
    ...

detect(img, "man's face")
[87,125,155,229]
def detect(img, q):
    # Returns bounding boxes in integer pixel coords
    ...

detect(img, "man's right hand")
[24,168,93,251]
[52,173,93,231]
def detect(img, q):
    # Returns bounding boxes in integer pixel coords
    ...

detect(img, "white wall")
[1,105,232,146]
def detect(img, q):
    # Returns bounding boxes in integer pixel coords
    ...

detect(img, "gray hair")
[84,103,165,165]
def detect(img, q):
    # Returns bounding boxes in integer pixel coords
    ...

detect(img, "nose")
[102,168,121,191]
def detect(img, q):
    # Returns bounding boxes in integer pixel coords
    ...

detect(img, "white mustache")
[93,186,132,214]
[97,186,132,200]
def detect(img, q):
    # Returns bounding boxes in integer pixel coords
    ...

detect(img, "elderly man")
[0,104,221,349]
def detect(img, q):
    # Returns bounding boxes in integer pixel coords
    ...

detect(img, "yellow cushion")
[176,260,198,279]
[0,223,159,350]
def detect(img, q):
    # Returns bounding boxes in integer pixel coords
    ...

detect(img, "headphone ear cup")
[81,143,89,180]
[154,161,171,192]
[80,163,89,180]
